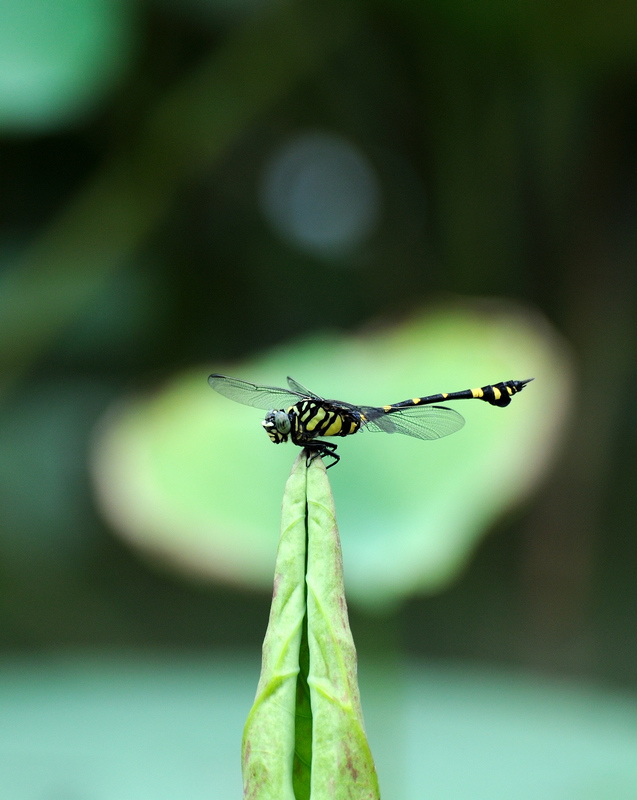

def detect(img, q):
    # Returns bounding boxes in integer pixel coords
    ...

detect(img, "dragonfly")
[208,373,533,468]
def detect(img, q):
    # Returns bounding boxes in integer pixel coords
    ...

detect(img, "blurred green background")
[2,0,637,797]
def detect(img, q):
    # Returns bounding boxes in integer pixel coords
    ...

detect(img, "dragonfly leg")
[303,442,340,469]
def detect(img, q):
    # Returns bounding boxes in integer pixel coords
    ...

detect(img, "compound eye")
[274,410,291,435]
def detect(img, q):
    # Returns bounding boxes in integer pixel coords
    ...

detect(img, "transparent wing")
[286,376,323,400]
[360,405,465,440]
[286,377,364,410]
[208,374,305,410]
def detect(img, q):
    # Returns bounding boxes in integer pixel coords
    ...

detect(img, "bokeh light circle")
[259,130,382,257]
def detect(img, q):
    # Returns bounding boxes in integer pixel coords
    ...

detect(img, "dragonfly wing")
[361,405,465,440]
[208,374,304,410]
[286,376,323,400]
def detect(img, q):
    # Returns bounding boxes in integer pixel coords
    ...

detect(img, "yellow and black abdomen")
[450,378,532,408]
[290,400,362,444]
[385,378,532,413]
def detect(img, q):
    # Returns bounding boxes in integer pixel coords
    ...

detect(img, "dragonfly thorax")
[262,409,291,444]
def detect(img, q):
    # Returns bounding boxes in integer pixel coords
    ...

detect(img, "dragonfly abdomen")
[384,378,532,413]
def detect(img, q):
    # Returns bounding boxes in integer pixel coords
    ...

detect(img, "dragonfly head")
[262,409,291,444]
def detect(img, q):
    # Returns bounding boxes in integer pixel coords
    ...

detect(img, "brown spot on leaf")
[343,742,359,782]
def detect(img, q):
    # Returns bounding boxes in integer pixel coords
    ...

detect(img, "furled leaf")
[242,454,307,800]
[305,458,380,799]
[242,453,379,800]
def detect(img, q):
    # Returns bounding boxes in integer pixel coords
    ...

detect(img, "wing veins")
[360,404,465,440]
[208,374,305,410]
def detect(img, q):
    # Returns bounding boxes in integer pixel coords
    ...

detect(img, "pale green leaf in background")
[91,300,573,610]
[2,653,637,799]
